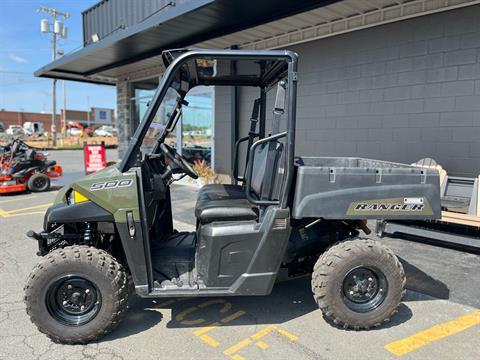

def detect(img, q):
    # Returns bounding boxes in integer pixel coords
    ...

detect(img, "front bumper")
[26,229,62,256]
[0,183,27,194]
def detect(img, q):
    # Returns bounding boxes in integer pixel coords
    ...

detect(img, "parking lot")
[0,150,479,360]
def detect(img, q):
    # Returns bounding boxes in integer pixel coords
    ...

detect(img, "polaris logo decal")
[90,179,133,191]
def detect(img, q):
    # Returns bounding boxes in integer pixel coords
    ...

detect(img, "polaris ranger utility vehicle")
[25,49,441,344]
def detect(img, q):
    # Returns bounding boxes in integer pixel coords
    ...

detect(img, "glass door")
[182,86,213,166]
[131,79,214,165]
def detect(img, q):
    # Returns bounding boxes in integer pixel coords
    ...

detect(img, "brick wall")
[0,111,62,132]
[215,5,480,177]
[0,109,113,133]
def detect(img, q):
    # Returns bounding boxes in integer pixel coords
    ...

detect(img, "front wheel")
[312,238,406,330]
[27,173,50,192]
[24,246,129,344]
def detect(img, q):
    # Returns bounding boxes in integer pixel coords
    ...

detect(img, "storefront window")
[131,79,213,165]
[182,86,213,165]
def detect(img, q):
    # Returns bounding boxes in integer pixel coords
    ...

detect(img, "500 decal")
[90,179,133,191]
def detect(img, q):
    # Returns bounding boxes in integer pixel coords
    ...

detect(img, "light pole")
[38,7,69,147]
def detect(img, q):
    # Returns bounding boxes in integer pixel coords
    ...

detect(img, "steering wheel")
[160,143,198,179]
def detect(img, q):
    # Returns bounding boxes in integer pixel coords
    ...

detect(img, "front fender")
[44,201,114,230]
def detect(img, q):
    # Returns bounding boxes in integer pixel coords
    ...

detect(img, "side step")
[151,232,198,290]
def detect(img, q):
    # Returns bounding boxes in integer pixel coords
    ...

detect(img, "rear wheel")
[24,246,129,344]
[311,238,405,330]
[27,173,50,192]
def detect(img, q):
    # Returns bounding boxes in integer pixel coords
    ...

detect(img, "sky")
[0,0,116,113]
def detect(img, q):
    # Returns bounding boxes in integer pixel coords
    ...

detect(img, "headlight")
[67,190,88,205]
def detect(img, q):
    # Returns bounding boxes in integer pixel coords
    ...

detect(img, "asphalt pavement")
[0,150,478,360]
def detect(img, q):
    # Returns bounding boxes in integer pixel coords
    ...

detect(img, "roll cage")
[119,49,298,208]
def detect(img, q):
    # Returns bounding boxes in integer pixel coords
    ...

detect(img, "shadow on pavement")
[110,276,412,336]
[399,257,450,300]
[102,257,433,341]
[103,299,164,341]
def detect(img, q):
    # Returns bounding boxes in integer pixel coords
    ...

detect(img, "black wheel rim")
[33,177,46,189]
[342,266,388,313]
[46,276,102,326]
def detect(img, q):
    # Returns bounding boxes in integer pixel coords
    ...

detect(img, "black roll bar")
[119,49,298,209]
[232,135,259,182]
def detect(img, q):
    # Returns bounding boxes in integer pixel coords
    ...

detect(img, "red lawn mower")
[0,139,62,194]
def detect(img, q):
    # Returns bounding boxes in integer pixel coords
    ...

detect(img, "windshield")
[140,86,181,155]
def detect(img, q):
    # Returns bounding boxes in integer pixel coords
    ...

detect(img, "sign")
[83,143,107,174]
[92,107,113,124]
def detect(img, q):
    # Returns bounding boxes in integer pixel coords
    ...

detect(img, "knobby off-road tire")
[24,246,129,344]
[312,238,406,330]
[27,173,50,192]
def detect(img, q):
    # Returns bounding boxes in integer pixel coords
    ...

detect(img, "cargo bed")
[292,157,441,220]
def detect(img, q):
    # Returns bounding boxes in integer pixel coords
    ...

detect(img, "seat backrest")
[250,140,284,201]
[247,81,287,202]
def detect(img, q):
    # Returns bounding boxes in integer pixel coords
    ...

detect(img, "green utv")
[25,49,441,343]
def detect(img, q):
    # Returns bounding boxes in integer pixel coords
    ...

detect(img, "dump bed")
[292,157,441,220]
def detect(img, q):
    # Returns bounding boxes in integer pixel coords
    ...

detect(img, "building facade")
[0,108,115,132]
[37,0,480,177]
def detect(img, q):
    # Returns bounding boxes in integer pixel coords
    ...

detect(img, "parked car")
[6,125,24,136]
[67,127,81,136]
[23,122,45,137]
[95,125,117,137]
[94,128,113,137]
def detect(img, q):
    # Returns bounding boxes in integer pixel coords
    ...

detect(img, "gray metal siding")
[82,0,191,45]
[215,5,480,177]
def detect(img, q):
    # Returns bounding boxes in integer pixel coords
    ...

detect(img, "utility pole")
[63,80,67,138]
[87,96,91,128]
[38,7,69,147]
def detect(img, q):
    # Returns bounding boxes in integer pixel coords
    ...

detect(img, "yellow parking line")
[199,334,220,347]
[221,310,246,324]
[224,338,253,356]
[277,328,298,341]
[0,195,37,204]
[8,203,51,213]
[8,211,46,217]
[0,208,11,218]
[223,325,299,359]
[192,308,246,349]
[193,322,221,336]
[251,325,276,340]
[385,310,480,356]
[255,341,269,350]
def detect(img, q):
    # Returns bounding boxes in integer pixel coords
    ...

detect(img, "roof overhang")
[36,0,480,85]
[35,0,338,85]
